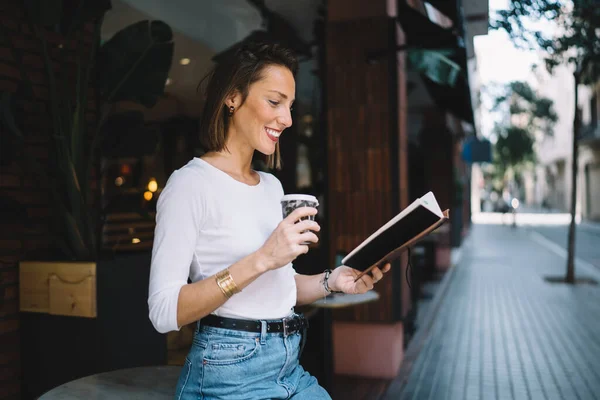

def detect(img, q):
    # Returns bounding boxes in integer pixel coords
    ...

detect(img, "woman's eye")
[269,100,279,106]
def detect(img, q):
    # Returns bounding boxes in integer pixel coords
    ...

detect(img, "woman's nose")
[279,108,292,128]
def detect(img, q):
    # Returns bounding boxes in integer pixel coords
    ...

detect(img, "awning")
[423,1,458,26]
[396,0,475,125]
[396,1,463,50]
[409,46,474,124]
[407,49,461,87]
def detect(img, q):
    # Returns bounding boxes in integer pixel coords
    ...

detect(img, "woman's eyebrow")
[268,90,294,102]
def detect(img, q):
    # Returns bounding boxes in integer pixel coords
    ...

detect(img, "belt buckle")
[282,314,297,338]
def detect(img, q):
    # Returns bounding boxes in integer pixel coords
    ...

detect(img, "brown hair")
[197,41,299,170]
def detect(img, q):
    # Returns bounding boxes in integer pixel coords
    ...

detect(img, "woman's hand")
[256,207,320,272]
[328,263,391,294]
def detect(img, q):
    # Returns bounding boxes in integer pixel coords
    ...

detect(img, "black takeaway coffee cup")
[281,194,319,245]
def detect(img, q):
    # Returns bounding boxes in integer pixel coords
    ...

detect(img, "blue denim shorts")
[175,317,332,400]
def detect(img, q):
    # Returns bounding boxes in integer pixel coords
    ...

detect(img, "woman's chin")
[256,144,277,156]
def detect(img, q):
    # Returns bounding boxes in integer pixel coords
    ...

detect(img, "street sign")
[462,136,492,163]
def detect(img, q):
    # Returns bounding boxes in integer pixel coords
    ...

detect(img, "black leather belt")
[201,313,308,337]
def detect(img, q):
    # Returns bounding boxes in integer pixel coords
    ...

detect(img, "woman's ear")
[225,91,241,109]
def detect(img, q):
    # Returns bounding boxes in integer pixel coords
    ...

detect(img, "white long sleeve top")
[148,157,297,333]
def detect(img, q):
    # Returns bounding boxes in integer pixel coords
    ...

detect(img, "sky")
[474,0,540,82]
[473,0,547,137]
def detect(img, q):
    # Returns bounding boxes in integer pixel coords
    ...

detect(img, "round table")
[39,366,181,400]
[310,290,380,308]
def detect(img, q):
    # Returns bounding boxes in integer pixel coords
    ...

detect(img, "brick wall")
[0,1,98,398]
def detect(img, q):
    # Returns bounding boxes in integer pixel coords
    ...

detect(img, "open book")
[342,192,450,281]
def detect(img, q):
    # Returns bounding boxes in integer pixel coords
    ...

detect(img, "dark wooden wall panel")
[326,16,408,323]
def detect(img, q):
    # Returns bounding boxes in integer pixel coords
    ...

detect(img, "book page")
[419,191,443,218]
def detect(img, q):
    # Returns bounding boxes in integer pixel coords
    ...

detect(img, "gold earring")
[229,105,235,116]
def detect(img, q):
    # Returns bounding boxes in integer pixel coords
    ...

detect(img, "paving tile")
[389,224,600,400]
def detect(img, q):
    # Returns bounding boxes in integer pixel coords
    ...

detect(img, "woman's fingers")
[370,267,384,283]
[357,274,374,291]
[285,207,318,224]
[370,263,391,283]
[298,231,319,245]
[294,219,320,233]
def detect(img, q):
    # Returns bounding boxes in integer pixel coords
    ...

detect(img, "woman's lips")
[265,127,281,142]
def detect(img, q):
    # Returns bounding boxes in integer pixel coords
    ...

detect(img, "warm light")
[143,191,153,201]
[302,114,313,124]
[120,164,131,175]
[132,238,141,244]
[165,78,172,86]
[180,58,191,65]
[114,176,124,186]
[147,178,158,193]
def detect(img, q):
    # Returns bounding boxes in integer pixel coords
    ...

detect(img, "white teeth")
[266,128,280,138]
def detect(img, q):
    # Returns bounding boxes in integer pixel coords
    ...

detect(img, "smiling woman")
[148,42,323,400]
[148,41,389,400]
[225,64,295,158]
[197,42,298,172]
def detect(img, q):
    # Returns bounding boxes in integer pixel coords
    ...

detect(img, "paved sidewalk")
[385,224,600,400]
[528,225,600,271]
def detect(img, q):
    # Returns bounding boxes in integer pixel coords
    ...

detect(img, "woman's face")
[229,65,295,155]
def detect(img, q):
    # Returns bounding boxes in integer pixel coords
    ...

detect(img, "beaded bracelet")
[323,269,343,294]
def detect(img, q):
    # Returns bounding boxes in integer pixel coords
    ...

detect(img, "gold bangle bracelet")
[215,269,241,298]
[216,272,233,298]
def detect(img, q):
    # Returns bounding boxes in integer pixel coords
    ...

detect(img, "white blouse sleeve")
[148,169,203,333]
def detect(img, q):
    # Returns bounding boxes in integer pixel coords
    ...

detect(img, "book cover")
[342,192,449,277]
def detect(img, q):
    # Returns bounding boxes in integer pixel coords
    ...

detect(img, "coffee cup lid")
[281,194,319,205]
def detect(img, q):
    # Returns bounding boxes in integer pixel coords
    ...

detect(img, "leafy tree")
[487,81,557,192]
[491,0,600,283]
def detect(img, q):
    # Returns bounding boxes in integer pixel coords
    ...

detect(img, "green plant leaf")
[100,111,160,158]
[2,90,95,260]
[0,92,24,139]
[82,19,101,211]
[63,209,90,260]
[99,20,174,107]
[34,24,66,165]
[63,0,111,35]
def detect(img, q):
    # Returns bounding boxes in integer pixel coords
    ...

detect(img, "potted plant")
[1,0,173,314]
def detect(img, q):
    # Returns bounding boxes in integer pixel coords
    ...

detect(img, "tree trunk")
[565,71,580,284]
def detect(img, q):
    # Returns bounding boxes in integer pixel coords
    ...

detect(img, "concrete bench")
[38,366,180,400]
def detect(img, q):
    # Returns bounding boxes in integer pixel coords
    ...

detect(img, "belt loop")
[260,320,267,344]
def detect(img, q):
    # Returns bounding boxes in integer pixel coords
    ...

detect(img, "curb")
[382,242,466,399]
[526,228,600,280]
[579,221,600,236]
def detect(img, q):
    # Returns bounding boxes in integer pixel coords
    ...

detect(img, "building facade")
[532,65,600,221]
[0,0,488,397]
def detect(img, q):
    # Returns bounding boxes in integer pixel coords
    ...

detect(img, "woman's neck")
[202,129,258,181]
[203,150,252,176]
